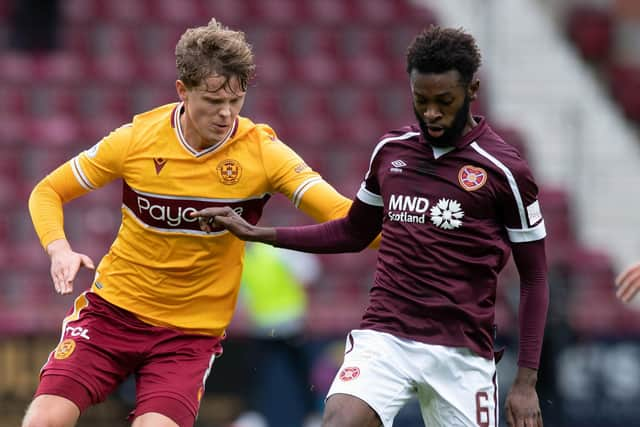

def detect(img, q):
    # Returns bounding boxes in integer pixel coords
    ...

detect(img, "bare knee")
[22,395,80,427]
[131,412,180,427]
[322,394,382,427]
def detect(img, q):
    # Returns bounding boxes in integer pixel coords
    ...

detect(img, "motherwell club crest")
[458,165,487,191]
[54,339,76,360]
[217,159,242,185]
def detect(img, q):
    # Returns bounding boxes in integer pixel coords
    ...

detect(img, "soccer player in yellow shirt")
[23,19,354,427]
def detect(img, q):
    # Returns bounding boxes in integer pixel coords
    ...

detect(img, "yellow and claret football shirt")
[29,102,352,336]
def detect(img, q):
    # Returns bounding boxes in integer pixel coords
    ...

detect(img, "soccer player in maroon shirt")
[193,26,548,427]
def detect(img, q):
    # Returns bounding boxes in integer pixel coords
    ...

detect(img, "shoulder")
[125,103,179,141]
[470,125,532,176]
[378,125,421,145]
[132,102,178,126]
[370,125,421,159]
[234,116,277,142]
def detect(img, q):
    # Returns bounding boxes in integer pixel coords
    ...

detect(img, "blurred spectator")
[236,243,322,427]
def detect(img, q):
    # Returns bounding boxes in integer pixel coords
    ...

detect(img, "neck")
[461,114,478,136]
[179,108,213,151]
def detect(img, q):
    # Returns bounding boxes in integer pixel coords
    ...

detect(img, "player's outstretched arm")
[46,239,95,295]
[192,198,382,254]
[616,262,640,302]
[190,207,276,243]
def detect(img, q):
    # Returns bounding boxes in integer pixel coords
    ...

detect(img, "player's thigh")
[40,294,141,407]
[322,393,382,427]
[326,330,415,427]
[132,331,222,426]
[22,394,80,427]
[418,346,497,427]
[132,411,179,427]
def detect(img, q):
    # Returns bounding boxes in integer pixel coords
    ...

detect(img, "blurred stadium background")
[1,0,640,426]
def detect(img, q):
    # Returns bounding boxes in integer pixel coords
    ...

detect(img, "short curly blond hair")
[175,18,255,92]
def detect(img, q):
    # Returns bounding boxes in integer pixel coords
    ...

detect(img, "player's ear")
[176,80,188,102]
[468,78,480,101]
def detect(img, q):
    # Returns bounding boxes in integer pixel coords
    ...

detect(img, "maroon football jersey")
[356,118,546,359]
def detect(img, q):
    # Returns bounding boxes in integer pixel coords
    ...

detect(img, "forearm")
[275,221,372,253]
[29,163,90,249]
[512,239,549,368]
[517,280,549,368]
[29,178,67,249]
[297,180,381,249]
[275,198,382,253]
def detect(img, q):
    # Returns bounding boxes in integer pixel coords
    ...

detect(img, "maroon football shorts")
[35,291,223,426]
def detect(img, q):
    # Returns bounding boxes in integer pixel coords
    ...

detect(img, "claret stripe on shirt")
[121,182,271,235]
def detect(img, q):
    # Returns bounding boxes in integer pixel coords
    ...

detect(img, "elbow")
[348,235,375,252]
[345,243,368,253]
[28,182,43,214]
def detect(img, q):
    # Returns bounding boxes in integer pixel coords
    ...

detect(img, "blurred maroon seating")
[566,5,613,63]
[33,53,87,83]
[493,125,529,160]
[249,0,304,24]
[538,186,577,267]
[23,115,81,148]
[292,53,345,86]
[608,63,640,122]
[565,247,624,336]
[305,0,354,25]
[0,53,36,83]
[343,52,390,86]
[201,0,250,27]
[0,86,29,116]
[254,54,290,86]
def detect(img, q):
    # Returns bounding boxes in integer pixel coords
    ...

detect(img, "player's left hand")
[615,261,640,303]
[505,378,543,427]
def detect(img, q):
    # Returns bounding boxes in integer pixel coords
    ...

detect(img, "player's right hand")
[616,261,640,303]
[46,239,95,295]
[190,207,254,236]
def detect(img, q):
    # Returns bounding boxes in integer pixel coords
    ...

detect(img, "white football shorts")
[326,329,498,427]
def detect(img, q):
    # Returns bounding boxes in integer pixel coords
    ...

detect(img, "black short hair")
[406,25,482,85]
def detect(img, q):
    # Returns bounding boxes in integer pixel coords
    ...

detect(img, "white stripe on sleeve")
[292,177,323,208]
[71,156,96,190]
[357,183,383,206]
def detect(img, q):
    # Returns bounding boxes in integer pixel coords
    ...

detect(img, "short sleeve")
[72,123,132,190]
[356,146,383,207]
[497,159,546,243]
[258,125,323,207]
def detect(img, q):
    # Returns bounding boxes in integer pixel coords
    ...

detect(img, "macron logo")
[390,159,406,173]
[154,158,167,175]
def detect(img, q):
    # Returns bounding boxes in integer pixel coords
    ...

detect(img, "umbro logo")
[390,159,406,173]
[153,158,167,174]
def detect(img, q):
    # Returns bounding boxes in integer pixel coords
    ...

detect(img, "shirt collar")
[417,116,488,150]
